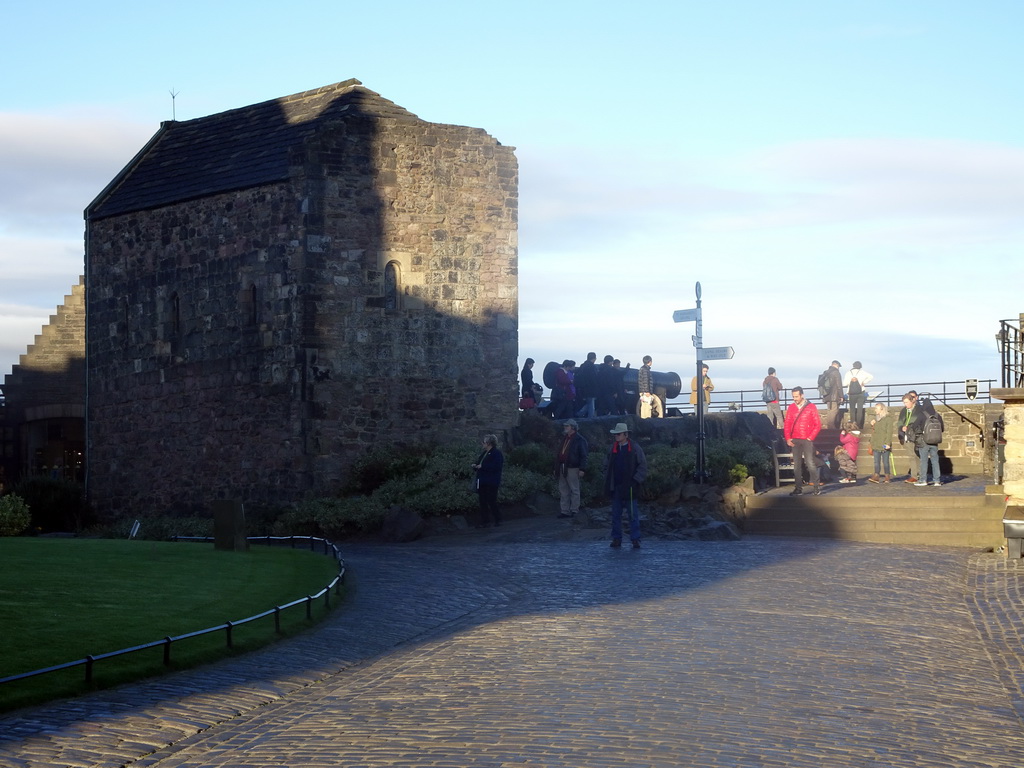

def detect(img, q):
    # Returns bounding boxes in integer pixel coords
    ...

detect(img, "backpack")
[848,377,863,396]
[761,382,776,403]
[817,369,832,398]
[924,412,943,445]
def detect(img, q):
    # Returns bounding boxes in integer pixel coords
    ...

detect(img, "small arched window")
[170,292,181,336]
[384,261,401,310]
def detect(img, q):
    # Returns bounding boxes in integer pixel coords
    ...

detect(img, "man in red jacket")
[784,386,822,496]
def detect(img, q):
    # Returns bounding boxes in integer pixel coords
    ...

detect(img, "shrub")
[705,439,771,486]
[0,493,31,536]
[273,442,552,536]
[507,443,552,476]
[275,497,388,538]
[343,445,430,495]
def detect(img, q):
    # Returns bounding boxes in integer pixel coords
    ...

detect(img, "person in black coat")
[472,434,504,528]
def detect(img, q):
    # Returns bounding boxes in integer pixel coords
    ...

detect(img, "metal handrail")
[666,379,997,413]
[0,535,345,687]
[997,317,1024,388]
[918,391,986,447]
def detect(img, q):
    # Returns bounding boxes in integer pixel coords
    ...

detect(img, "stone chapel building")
[84,79,518,519]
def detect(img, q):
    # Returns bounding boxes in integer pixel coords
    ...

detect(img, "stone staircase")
[743,480,1005,548]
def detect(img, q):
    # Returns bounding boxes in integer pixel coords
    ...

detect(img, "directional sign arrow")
[697,346,734,361]
[673,308,700,323]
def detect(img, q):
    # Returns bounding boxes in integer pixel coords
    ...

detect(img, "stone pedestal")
[991,389,1024,502]
[212,499,248,552]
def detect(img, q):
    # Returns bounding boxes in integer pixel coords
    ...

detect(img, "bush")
[342,445,430,495]
[507,443,552,476]
[705,439,771,486]
[273,442,553,537]
[0,493,31,536]
[275,497,388,539]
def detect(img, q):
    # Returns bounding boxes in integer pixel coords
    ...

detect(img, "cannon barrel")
[622,368,682,399]
[543,361,682,400]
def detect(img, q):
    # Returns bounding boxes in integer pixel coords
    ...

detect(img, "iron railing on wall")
[0,535,345,687]
[997,316,1024,388]
[666,379,998,414]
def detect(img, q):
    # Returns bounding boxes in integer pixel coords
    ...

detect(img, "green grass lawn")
[0,537,343,712]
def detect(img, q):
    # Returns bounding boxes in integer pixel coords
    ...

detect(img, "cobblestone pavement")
[3,524,1024,768]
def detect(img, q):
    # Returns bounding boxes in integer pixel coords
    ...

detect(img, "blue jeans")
[873,447,893,476]
[575,397,596,419]
[611,488,641,542]
[919,445,941,483]
[791,438,819,490]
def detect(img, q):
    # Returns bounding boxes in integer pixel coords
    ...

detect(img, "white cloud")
[0,110,153,236]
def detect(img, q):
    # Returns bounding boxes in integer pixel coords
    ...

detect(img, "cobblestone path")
[2,533,1023,767]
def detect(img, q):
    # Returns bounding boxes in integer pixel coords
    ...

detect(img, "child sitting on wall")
[835,420,860,484]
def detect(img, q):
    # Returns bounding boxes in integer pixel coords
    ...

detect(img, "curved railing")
[0,535,345,687]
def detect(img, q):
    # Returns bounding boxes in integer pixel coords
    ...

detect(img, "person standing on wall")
[819,360,844,429]
[842,361,874,430]
[554,419,589,519]
[520,358,539,409]
[595,355,617,416]
[762,367,785,429]
[637,355,663,418]
[690,364,714,411]
[784,386,822,496]
[472,434,504,528]
[604,423,647,549]
[553,360,577,420]
[574,352,598,419]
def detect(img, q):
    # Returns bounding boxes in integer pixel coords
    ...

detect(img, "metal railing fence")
[997,316,1024,388]
[666,379,997,413]
[0,535,345,687]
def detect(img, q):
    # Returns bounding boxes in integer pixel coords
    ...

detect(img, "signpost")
[673,282,734,483]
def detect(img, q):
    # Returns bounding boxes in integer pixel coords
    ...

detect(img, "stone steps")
[743,488,1004,548]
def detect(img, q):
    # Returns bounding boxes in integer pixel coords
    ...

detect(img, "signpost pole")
[674,282,733,484]
[694,283,707,483]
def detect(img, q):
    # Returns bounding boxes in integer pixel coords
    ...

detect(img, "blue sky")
[2,0,1022,399]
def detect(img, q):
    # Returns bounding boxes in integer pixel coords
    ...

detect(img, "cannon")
[542,361,681,399]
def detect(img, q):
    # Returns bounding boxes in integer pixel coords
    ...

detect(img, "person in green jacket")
[867,403,896,483]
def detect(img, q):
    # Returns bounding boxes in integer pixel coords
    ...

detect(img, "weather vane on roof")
[169,89,180,121]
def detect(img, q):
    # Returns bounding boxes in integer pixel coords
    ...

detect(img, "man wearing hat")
[555,419,589,519]
[604,423,647,548]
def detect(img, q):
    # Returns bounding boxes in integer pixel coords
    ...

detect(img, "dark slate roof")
[87,79,419,220]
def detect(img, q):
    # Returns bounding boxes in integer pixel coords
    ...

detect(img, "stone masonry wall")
[300,116,518,486]
[87,182,310,518]
[87,113,517,519]
[3,278,86,420]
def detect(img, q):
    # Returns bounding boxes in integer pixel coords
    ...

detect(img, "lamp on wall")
[996,329,1008,354]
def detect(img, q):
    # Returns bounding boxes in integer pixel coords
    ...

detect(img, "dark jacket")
[475,447,503,488]
[897,404,925,445]
[575,360,597,400]
[604,438,647,497]
[555,432,589,473]
[823,367,843,405]
[521,366,535,399]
